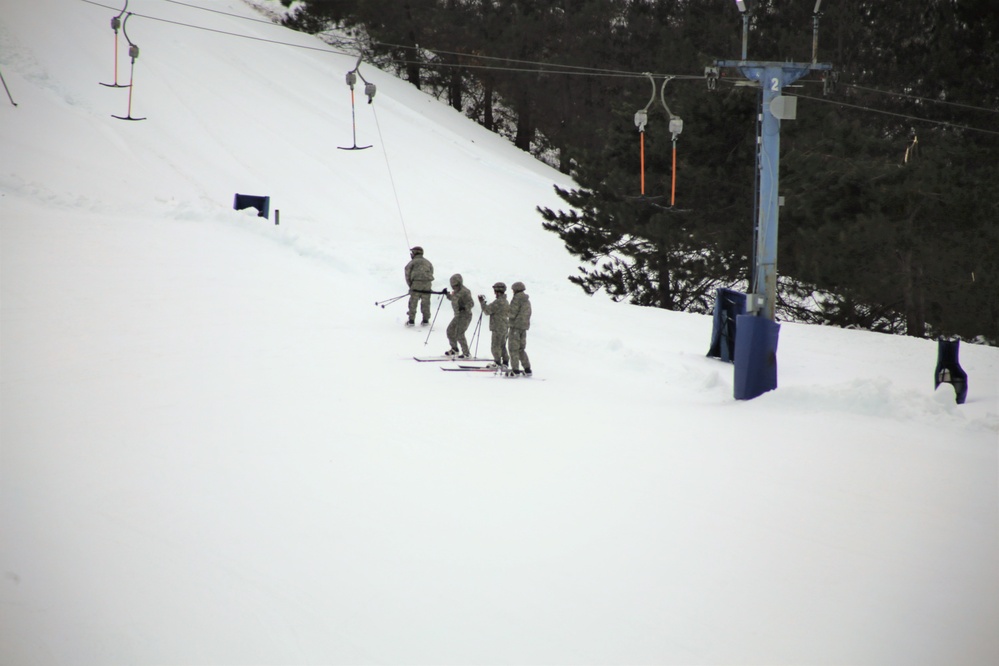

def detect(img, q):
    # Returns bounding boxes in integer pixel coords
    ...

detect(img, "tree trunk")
[656,251,675,310]
[403,1,421,90]
[482,77,494,131]
[899,249,927,337]
[514,91,533,152]
[448,66,462,111]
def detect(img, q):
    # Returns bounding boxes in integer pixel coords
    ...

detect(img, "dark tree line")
[282,0,998,344]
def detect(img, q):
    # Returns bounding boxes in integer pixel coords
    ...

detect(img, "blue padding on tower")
[935,338,968,404]
[707,288,747,363]
[733,315,780,400]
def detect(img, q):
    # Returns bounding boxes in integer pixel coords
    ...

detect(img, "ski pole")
[471,311,484,358]
[374,293,409,308]
[424,292,446,346]
[0,67,16,107]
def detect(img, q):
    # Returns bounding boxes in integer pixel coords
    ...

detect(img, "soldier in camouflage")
[404,246,434,326]
[507,281,532,376]
[444,273,475,358]
[478,281,510,368]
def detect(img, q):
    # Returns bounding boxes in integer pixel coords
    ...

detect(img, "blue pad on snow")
[233,193,270,219]
[935,338,968,404]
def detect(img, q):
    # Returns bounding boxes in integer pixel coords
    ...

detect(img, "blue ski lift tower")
[715,0,832,400]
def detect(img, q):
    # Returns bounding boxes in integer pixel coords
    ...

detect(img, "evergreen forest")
[281,0,999,344]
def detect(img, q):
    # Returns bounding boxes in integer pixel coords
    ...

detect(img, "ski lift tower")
[715,0,832,399]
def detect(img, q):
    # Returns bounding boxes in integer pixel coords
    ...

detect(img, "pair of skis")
[413,356,492,365]
[413,356,500,372]
[446,364,538,378]
[413,356,536,377]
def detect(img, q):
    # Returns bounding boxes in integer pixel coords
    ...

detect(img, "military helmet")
[410,246,424,256]
[492,282,507,293]
[511,281,526,293]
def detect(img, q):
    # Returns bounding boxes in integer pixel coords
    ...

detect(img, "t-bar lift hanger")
[633,73,684,207]
[339,55,377,150]
[110,12,146,121]
[100,0,130,88]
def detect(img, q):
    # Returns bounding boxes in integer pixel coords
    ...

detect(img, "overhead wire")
[786,90,999,137]
[77,0,999,136]
[843,83,999,115]
[79,0,357,56]
[370,103,411,251]
[77,0,692,81]
[159,0,695,79]
[360,38,672,79]
[154,0,278,26]
[155,0,999,113]
[137,0,999,119]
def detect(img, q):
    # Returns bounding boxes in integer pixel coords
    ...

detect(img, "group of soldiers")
[405,246,532,376]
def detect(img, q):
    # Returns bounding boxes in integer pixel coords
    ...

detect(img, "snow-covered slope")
[2,1,997,664]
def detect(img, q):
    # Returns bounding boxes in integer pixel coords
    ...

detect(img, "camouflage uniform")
[508,281,531,374]
[445,273,475,356]
[404,246,434,325]
[478,282,510,366]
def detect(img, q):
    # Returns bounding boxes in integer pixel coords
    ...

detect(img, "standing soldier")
[478,282,510,369]
[444,273,475,358]
[507,281,532,376]
[404,246,434,326]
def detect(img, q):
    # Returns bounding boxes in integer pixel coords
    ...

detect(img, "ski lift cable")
[77,0,695,81]
[378,56,695,80]
[843,83,999,115]
[370,100,412,251]
[148,0,692,80]
[77,0,999,136]
[719,77,999,137]
[97,0,712,83]
[368,39,668,79]
[152,0,280,27]
[785,91,999,137]
[80,0,358,57]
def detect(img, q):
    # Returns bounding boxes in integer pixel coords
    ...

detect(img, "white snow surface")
[1,1,997,664]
